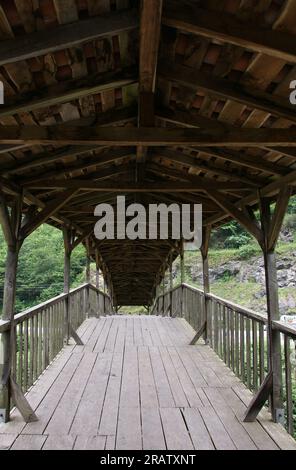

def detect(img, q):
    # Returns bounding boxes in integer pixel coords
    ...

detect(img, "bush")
[237,244,258,260]
[283,213,296,231]
[224,234,251,249]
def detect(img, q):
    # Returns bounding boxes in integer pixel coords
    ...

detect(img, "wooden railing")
[0,283,113,396]
[151,283,296,437]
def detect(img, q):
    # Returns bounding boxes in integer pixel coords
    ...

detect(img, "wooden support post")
[95,248,100,316]
[244,187,291,423]
[0,193,37,423]
[190,226,211,345]
[63,229,84,346]
[180,240,185,316]
[170,253,173,317]
[85,238,91,317]
[63,229,72,344]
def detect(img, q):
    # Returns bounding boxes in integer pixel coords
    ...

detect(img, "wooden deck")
[0,316,295,451]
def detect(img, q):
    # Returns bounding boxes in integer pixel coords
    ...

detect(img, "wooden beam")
[140,0,163,93]
[0,67,137,118]
[0,192,15,247]
[0,144,28,155]
[207,189,263,244]
[72,228,94,250]
[3,126,296,146]
[205,169,296,227]
[24,179,252,192]
[193,147,287,176]
[163,2,296,63]
[20,150,135,185]
[159,62,296,124]
[157,107,296,168]
[268,186,292,251]
[153,149,262,185]
[3,144,135,181]
[137,0,163,174]
[156,106,229,131]
[0,9,138,66]
[20,189,77,239]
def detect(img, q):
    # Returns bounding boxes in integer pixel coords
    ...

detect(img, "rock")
[254,290,265,299]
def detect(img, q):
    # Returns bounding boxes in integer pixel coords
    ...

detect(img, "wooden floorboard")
[0,315,295,451]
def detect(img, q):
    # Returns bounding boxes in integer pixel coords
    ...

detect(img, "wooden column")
[0,193,37,423]
[63,229,84,346]
[245,191,291,423]
[85,239,91,317]
[63,229,72,343]
[169,253,173,316]
[180,241,185,284]
[0,245,19,422]
[95,248,100,316]
[180,240,185,316]
[242,188,291,423]
[190,226,211,345]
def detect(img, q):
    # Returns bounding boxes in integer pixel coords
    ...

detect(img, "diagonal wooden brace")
[68,323,84,346]
[190,322,206,345]
[243,371,273,422]
[10,377,38,423]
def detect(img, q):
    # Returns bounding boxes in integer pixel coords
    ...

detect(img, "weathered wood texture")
[1,315,295,451]
[152,283,296,438]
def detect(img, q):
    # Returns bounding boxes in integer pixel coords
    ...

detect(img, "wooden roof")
[1,0,296,305]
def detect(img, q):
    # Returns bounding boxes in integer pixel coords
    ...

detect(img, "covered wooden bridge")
[0,0,296,450]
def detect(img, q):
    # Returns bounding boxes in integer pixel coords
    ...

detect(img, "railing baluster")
[252,320,258,391]
[246,317,251,389]
[239,315,244,381]
[24,319,28,392]
[259,323,265,383]
[230,309,235,371]
[18,322,23,390]
[284,336,294,435]
[235,312,239,376]
[226,308,230,368]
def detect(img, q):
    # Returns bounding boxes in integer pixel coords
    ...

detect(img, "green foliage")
[0,225,86,315]
[237,244,259,260]
[210,221,252,249]
[286,195,296,214]
[283,213,296,231]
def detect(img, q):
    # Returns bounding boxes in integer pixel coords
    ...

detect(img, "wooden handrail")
[152,282,296,436]
[0,283,111,332]
[272,320,296,339]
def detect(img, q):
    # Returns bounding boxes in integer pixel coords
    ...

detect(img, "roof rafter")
[0,68,137,118]
[2,126,296,146]
[163,1,296,63]
[0,9,138,66]
[159,62,296,124]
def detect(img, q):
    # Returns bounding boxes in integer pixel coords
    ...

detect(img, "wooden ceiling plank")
[0,67,137,118]
[0,9,138,66]
[159,62,296,124]
[163,2,296,63]
[153,149,263,184]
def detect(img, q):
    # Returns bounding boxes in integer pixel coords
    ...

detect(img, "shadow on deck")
[0,315,295,451]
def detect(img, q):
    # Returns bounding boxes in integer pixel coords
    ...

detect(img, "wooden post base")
[243,371,273,422]
[68,324,84,346]
[190,322,206,345]
[10,377,38,423]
